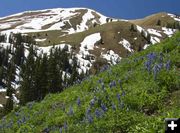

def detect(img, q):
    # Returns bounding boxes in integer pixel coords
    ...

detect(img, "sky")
[0,0,180,19]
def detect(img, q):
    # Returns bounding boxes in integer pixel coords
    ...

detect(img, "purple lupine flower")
[165,60,171,71]
[22,116,26,123]
[43,128,50,133]
[17,120,21,127]
[87,115,93,123]
[95,109,102,118]
[144,60,151,73]
[59,127,62,133]
[101,104,108,112]
[98,78,103,83]
[77,97,81,107]
[86,107,91,115]
[112,103,116,110]
[157,63,163,69]
[117,93,121,101]
[109,82,113,89]
[15,112,19,117]
[122,91,126,96]
[68,106,74,115]
[118,79,123,90]
[153,64,160,80]
[147,52,156,61]
[64,122,68,131]
[112,80,116,87]
[90,99,95,107]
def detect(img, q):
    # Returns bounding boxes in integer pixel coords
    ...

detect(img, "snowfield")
[0,8,110,35]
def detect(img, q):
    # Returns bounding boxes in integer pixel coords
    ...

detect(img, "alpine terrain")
[0,7,179,132]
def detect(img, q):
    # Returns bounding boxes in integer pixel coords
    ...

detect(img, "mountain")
[0,8,180,118]
[0,31,179,132]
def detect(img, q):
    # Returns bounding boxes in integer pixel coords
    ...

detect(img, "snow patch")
[101,50,121,65]
[12,94,19,104]
[35,38,47,42]
[162,27,176,37]
[119,39,134,52]
[151,36,160,44]
[80,33,101,51]
[168,13,180,22]
[143,44,150,49]
[147,29,162,37]
[0,86,6,92]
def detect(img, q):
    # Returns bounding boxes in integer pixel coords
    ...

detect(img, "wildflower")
[87,115,93,123]
[109,82,113,89]
[112,80,116,87]
[59,127,62,133]
[153,64,160,80]
[15,112,19,117]
[64,122,68,131]
[98,78,103,83]
[117,93,121,101]
[165,60,171,71]
[101,104,108,112]
[77,97,81,107]
[95,109,102,118]
[147,52,156,61]
[43,127,50,133]
[122,91,126,96]
[90,99,95,107]
[86,107,91,115]
[144,60,151,72]
[17,120,21,127]
[68,106,74,115]
[112,103,116,110]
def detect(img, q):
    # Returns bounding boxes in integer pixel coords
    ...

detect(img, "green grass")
[0,32,180,133]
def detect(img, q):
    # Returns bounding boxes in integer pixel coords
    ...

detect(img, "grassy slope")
[0,32,180,133]
[130,12,175,27]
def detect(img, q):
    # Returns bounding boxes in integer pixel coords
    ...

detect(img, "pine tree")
[20,45,36,105]
[47,50,62,93]
[69,56,78,85]
[146,34,151,44]
[130,24,136,32]
[38,54,48,99]
[156,20,161,26]
[4,79,14,114]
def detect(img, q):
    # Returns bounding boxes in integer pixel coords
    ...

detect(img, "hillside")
[0,32,179,133]
[0,8,180,118]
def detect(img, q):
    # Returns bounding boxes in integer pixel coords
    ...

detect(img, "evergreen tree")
[20,45,36,105]
[130,24,136,32]
[146,34,151,44]
[156,20,161,26]
[69,56,78,85]
[47,50,62,93]
[4,79,14,114]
